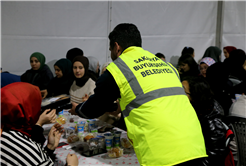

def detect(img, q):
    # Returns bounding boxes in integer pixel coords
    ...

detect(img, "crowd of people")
[1,23,246,166]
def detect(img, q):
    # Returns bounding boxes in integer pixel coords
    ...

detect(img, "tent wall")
[222,1,246,62]
[1,1,245,76]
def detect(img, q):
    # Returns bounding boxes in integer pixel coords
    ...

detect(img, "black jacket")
[21,65,54,90]
[199,101,228,166]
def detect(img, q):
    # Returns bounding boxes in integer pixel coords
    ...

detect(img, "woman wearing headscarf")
[206,62,233,116]
[45,58,74,98]
[199,57,216,78]
[87,56,100,81]
[0,82,76,166]
[202,46,222,62]
[21,52,54,94]
[223,46,237,59]
[226,49,246,95]
[70,56,96,104]
[100,61,111,75]
[227,49,246,82]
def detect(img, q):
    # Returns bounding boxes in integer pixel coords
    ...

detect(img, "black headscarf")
[72,56,90,87]
[227,49,246,81]
[202,46,222,62]
[46,58,73,97]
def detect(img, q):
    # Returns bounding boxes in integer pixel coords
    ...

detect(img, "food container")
[96,135,105,149]
[56,115,66,124]
[88,119,96,132]
[77,121,85,136]
[121,138,133,149]
[64,123,76,138]
[113,131,122,147]
[107,147,124,158]
[104,133,114,151]
[67,134,79,143]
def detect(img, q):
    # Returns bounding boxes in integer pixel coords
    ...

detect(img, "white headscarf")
[101,61,111,75]
[87,56,99,73]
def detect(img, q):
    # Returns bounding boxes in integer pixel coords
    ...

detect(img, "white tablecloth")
[43,117,140,166]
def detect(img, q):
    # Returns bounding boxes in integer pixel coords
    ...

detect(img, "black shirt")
[75,69,120,118]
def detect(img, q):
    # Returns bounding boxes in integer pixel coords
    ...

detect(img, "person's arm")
[32,109,57,146]
[74,70,120,119]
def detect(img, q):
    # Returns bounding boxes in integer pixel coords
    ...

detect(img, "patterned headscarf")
[200,57,216,67]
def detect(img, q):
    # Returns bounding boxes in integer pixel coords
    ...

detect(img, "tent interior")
[1,1,246,76]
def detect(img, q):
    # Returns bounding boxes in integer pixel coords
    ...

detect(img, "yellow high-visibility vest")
[107,46,207,166]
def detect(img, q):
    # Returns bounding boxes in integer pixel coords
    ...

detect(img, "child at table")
[70,56,96,104]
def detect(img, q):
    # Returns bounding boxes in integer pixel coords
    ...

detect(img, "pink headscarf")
[200,57,216,67]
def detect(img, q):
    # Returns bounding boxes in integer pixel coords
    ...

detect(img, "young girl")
[70,56,96,104]
[46,58,74,98]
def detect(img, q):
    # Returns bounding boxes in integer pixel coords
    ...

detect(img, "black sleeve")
[44,146,55,160]
[75,70,120,119]
[31,125,46,147]
[39,66,54,90]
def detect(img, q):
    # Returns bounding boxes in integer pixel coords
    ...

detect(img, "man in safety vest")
[70,23,208,165]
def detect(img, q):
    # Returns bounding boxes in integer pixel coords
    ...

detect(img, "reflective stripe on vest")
[113,57,185,118]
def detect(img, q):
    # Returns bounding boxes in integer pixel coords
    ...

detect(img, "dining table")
[42,115,140,166]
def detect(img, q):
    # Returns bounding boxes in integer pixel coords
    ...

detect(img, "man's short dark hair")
[108,23,142,51]
[155,53,165,59]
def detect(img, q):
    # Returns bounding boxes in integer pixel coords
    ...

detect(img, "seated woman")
[45,58,74,98]
[21,52,53,97]
[182,76,230,165]
[0,82,78,166]
[100,61,111,75]
[202,46,222,62]
[70,56,96,104]
[178,54,200,81]
[199,57,216,78]
[87,56,100,82]
[223,46,237,59]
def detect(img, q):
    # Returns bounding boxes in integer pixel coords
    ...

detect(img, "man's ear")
[115,42,123,57]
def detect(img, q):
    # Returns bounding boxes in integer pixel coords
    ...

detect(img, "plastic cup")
[104,133,114,151]
[88,119,96,132]
[96,135,105,149]
[113,131,122,147]
[64,123,76,138]
[77,121,85,136]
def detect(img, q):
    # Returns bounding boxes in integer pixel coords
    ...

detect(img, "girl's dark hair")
[181,46,194,56]
[183,76,214,117]
[178,54,198,72]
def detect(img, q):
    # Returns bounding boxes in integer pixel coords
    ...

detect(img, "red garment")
[224,46,237,54]
[225,129,235,166]
[1,82,42,137]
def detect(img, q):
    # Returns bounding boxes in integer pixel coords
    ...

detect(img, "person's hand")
[36,109,56,127]
[40,89,48,99]
[66,153,78,166]
[47,123,64,150]
[82,94,89,102]
[108,101,121,118]
[69,102,78,115]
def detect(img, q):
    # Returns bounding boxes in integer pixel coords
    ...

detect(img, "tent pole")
[215,1,224,49]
